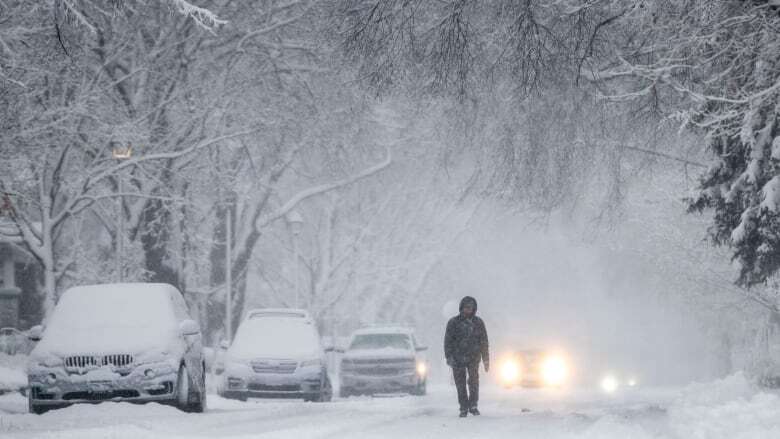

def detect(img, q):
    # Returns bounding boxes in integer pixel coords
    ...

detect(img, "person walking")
[444,296,489,417]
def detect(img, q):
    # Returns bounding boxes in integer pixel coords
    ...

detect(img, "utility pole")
[286,211,303,308]
[225,206,232,341]
[117,174,124,282]
[112,144,132,282]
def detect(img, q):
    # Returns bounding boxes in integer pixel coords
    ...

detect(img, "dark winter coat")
[444,296,489,368]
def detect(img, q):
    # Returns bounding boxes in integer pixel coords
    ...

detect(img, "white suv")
[26,283,206,414]
[219,309,332,402]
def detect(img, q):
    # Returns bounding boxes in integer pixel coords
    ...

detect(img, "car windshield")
[230,317,320,359]
[350,334,412,350]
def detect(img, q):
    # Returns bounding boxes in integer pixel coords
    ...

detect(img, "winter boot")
[459,409,468,418]
[469,407,481,416]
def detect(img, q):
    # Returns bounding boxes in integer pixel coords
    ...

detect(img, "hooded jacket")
[444,296,489,368]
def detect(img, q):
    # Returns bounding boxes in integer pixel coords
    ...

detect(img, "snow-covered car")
[497,349,570,388]
[219,308,332,402]
[26,283,206,414]
[338,326,428,397]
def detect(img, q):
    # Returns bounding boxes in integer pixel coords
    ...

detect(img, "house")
[0,219,40,329]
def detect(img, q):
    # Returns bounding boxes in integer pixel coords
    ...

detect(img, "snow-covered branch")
[256,146,393,231]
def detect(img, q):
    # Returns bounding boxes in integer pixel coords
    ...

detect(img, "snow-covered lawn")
[1,374,778,438]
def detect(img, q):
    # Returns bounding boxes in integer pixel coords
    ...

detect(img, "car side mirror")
[416,346,428,352]
[28,325,43,342]
[179,319,200,336]
[219,340,230,350]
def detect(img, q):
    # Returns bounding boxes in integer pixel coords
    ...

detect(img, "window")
[349,334,412,350]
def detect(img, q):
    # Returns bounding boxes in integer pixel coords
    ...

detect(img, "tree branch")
[256,146,393,231]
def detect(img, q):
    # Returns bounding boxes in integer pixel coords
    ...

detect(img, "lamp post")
[112,144,132,282]
[286,210,303,308]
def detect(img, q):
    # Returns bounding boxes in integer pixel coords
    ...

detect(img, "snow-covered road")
[1,375,779,439]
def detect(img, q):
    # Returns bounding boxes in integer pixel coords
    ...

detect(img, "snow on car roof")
[62,282,180,298]
[35,283,181,355]
[352,325,415,335]
[229,315,320,359]
[245,308,311,320]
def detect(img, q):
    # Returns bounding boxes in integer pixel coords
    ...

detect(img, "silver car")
[338,326,428,397]
[26,283,206,414]
[218,309,332,402]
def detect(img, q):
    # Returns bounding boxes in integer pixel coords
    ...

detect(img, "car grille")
[248,383,300,392]
[62,389,139,400]
[345,357,415,376]
[64,354,134,370]
[251,359,298,374]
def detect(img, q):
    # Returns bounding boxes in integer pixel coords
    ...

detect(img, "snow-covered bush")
[668,373,780,439]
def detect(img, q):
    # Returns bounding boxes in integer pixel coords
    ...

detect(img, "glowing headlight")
[627,378,637,387]
[416,362,427,376]
[601,375,619,393]
[500,359,520,385]
[541,356,568,386]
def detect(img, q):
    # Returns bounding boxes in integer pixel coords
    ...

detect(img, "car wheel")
[175,363,205,413]
[220,390,248,402]
[188,362,206,413]
[175,364,190,411]
[28,393,49,415]
[319,375,333,402]
[308,374,332,402]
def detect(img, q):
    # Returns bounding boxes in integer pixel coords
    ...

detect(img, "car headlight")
[601,374,619,393]
[31,355,63,369]
[541,355,568,386]
[416,362,427,376]
[627,377,637,387]
[227,376,245,389]
[500,359,520,385]
[299,358,321,368]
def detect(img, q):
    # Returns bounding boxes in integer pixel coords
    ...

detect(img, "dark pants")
[452,363,479,410]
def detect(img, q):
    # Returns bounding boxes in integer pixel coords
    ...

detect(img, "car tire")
[28,393,49,415]
[219,390,248,402]
[411,381,427,396]
[190,362,206,413]
[175,363,205,413]
[308,374,332,402]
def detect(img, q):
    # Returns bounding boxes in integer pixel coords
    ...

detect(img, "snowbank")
[0,353,27,393]
[668,372,780,439]
[577,416,656,439]
[0,364,26,392]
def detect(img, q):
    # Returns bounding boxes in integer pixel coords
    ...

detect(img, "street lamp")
[112,143,132,282]
[286,210,303,308]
